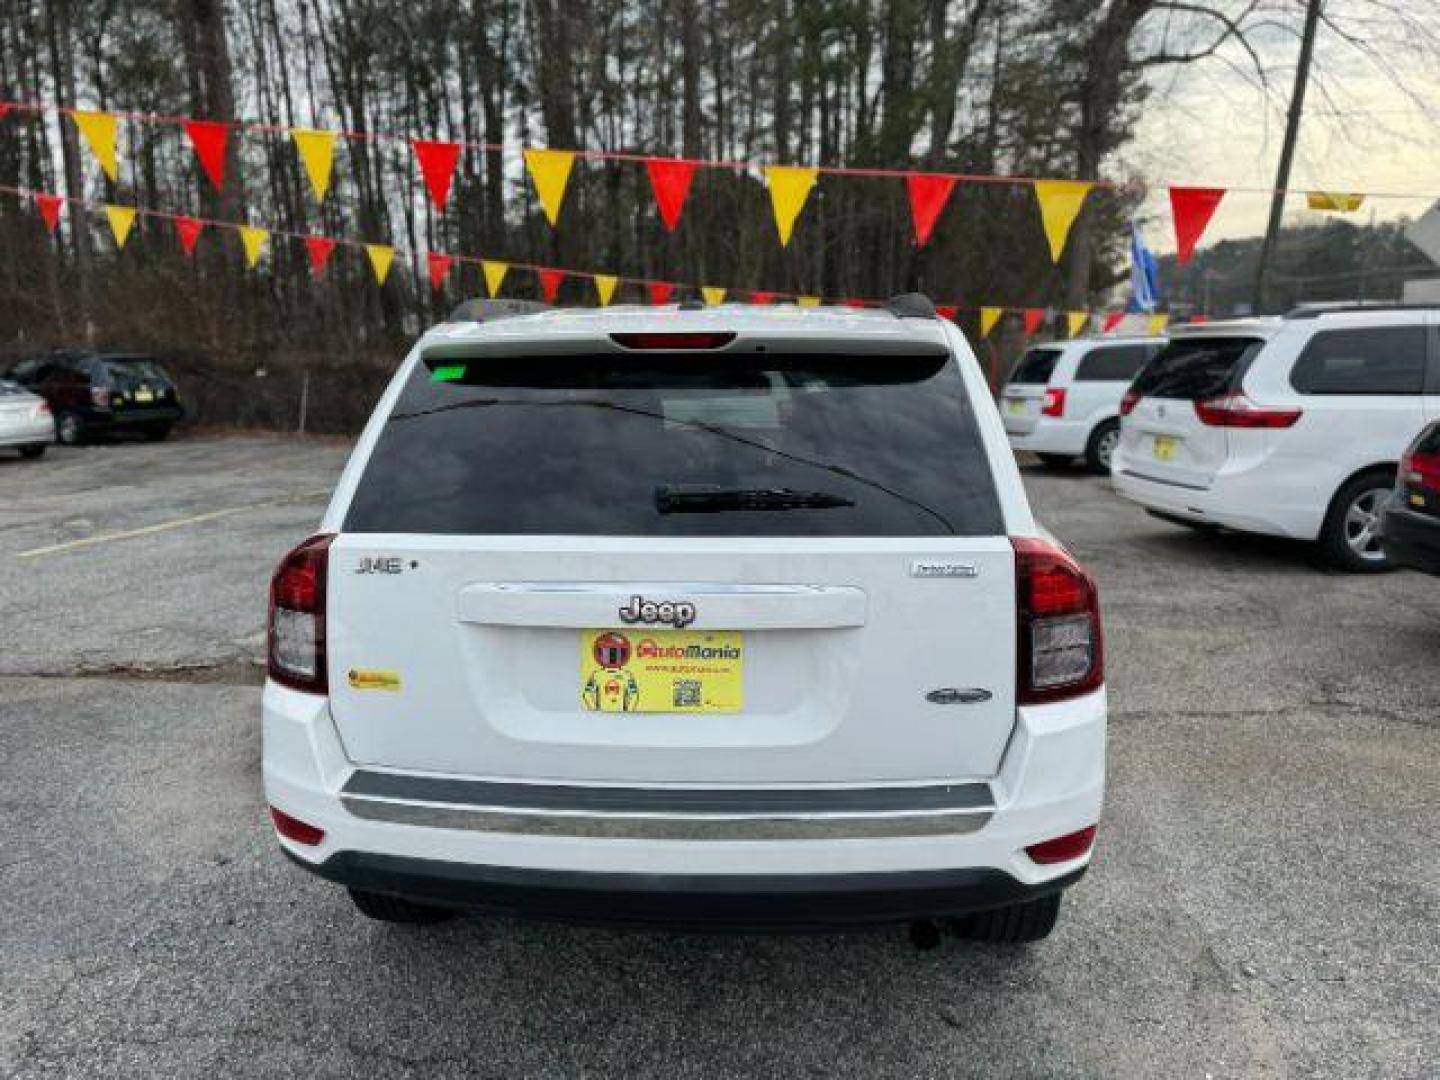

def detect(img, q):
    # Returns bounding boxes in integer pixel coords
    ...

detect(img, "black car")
[6,352,184,444]
[1380,421,1440,576]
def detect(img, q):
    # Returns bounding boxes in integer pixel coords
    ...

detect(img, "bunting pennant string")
[979,307,1002,338]
[936,304,958,320]
[303,235,336,276]
[1021,308,1046,336]
[1066,311,1090,338]
[104,204,136,248]
[764,166,817,247]
[413,140,462,211]
[906,174,958,247]
[72,111,119,181]
[797,296,822,308]
[426,251,453,289]
[34,192,65,232]
[174,215,203,255]
[749,290,776,305]
[1101,311,1126,333]
[365,243,394,283]
[524,149,575,226]
[1307,191,1364,212]
[240,226,269,268]
[185,120,230,191]
[481,259,509,297]
[1169,187,1226,265]
[701,286,726,306]
[645,158,698,232]
[1033,181,1092,263]
[291,129,337,201]
[537,267,565,302]
[593,273,619,306]
[1147,313,1170,334]
[648,281,675,306]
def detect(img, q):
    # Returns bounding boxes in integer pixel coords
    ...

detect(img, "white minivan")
[262,297,1106,943]
[1113,308,1440,571]
[1002,336,1164,473]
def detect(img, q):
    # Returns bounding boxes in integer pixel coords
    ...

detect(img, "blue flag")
[1128,221,1160,313]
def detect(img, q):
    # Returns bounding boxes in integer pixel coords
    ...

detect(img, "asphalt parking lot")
[3,435,1438,1079]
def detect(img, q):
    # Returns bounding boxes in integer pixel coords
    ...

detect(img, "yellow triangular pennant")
[1033,180,1093,262]
[1146,313,1170,335]
[701,286,727,306]
[523,149,576,227]
[73,111,119,181]
[980,307,1003,338]
[1066,311,1090,337]
[291,129,337,201]
[364,243,393,283]
[1306,191,1364,212]
[482,260,509,297]
[104,205,136,249]
[764,166,818,247]
[239,227,269,268]
[796,295,821,307]
[593,274,619,306]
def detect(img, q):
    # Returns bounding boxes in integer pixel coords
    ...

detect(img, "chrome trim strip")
[1118,468,1209,492]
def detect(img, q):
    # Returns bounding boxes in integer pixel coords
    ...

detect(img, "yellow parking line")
[17,492,329,559]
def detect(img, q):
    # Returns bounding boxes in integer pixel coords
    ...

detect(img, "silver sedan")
[0,379,53,459]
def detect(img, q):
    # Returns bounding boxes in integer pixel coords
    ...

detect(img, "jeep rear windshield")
[1008,347,1062,385]
[1130,337,1264,401]
[344,351,1004,537]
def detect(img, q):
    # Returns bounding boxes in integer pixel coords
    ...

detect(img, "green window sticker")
[430,364,466,383]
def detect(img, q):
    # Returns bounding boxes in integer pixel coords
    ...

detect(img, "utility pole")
[1253,0,1323,314]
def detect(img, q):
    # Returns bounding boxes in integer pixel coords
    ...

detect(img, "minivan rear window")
[1130,337,1263,401]
[344,351,1004,537]
[1008,347,1062,385]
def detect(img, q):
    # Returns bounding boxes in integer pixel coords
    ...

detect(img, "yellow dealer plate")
[1153,435,1178,461]
[1007,399,1026,414]
[580,629,743,714]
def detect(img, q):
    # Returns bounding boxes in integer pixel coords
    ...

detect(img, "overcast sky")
[1125,0,1440,255]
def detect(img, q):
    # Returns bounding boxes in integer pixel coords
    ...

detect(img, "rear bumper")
[1381,499,1440,576]
[0,418,52,447]
[290,849,1084,929]
[1007,418,1092,457]
[88,405,183,430]
[1111,460,1321,540]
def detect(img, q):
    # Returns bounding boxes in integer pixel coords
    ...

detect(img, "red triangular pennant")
[749,290,776,305]
[1169,187,1226,265]
[906,173,958,247]
[1022,308,1046,335]
[648,282,675,306]
[538,268,565,303]
[936,304,958,321]
[413,140,462,211]
[304,236,336,277]
[184,120,230,191]
[645,158,698,233]
[174,216,203,255]
[34,193,64,233]
[0,104,13,123]
[842,298,869,309]
[1102,311,1125,333]
[426,251,453,289]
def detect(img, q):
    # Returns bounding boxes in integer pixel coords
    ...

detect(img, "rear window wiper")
[655,484,856,514]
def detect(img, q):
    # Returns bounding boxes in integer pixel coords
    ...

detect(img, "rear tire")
[347,888,456,925]
[1319,470,1395,573]
[55,411,85,446]
[19,444,45,460]
[951,892,1062,944]
[1036,453,1074,470]
[1084,419,1120,475]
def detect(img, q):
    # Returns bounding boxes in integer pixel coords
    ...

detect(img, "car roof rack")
[884,292,938,320]
[1284,303,1440,319]
[446,298,551,323]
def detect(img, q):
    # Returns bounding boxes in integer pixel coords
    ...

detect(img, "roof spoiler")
[445,298,551,323]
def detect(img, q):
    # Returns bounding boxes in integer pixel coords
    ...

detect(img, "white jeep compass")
[262,296,1105,943]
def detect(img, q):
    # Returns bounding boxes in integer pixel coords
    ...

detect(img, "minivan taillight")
[1193,390,1301,429]
[1013,537,1103,705]
[1041,388,1066,417]
[1119,388,1140,416]
[267,534,334,694]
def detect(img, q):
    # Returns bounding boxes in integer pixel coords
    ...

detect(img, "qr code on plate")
[672,679,702,708]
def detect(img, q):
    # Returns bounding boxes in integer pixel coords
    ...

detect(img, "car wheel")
[55,411,85,445]
[347,888,456,925]
[1084,420,1120,475]
[950,892,1062,944]
[1320,471,1395,573]
[142,424,173,442]
[1036,453,1074,470]
[19,444,46,460]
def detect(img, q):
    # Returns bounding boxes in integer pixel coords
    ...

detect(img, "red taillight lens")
[33,399,51,418]
[90,386,111,409]
[269,806,325,846]
[1041,387,1066,417]
[1026,825,1097,865]
[610,332,737,350]
[1193,391,1301,429]
[1403,448,1440,493]
[267,534,334,694]
[1119,388,1140,416]
[1014,537,1103,705]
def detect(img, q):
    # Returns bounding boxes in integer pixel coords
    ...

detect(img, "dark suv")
[1381,422,1440,577]
[6,352,184,444]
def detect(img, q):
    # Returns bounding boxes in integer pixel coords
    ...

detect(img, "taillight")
[1193,390,1301,429]
[1026,825,1097,864]
[1013,537,1103,705]
[269,806,325,846]
[1041,388,1066,417]
[33,399,51,418]
[610,332,737,350]
[1403,446,1440,493]
[267,534,334,693]
[1119,388,1140,416]
[90,386,111,409]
